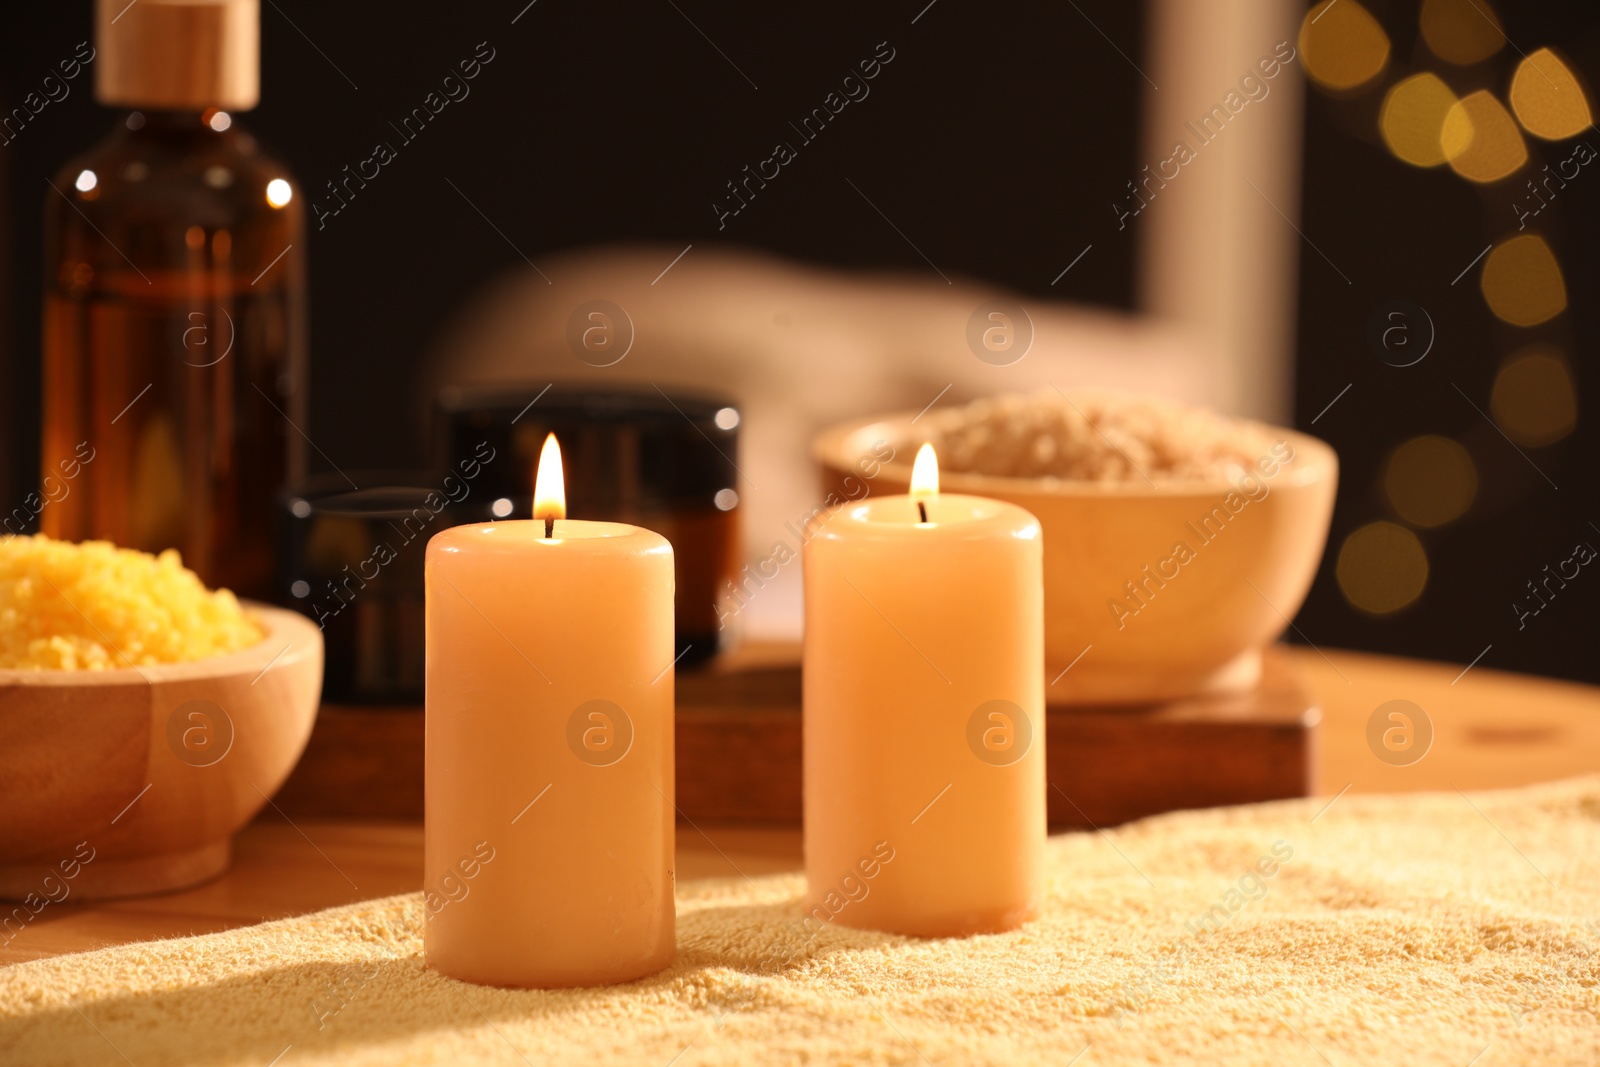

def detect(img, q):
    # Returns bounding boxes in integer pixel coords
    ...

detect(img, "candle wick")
[917,500,929,523]
[544,516,555,538]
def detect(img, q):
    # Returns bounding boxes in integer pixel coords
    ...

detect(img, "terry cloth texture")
[2,777,1598,1066]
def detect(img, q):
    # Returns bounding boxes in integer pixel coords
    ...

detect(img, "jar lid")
[96,0,260,111]
[434,384,741,514]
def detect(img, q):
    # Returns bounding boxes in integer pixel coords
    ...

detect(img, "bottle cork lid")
[96,0,260,111]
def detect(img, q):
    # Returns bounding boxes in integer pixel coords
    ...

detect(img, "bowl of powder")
[0,536,323,899]
[814,390,1338,704]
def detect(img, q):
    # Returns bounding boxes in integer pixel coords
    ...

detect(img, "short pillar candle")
[424,434,676,986]
[803,445,1045,937]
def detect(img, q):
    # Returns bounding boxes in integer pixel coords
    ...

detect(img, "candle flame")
[910,443,939,498]
[533,433,566,521]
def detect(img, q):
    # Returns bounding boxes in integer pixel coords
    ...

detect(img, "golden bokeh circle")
[1380,73,1459,167]
[1384,435,1477,528]
[1441,90,1528,183]
[1419,0,1505,66]
[1492,346,1578,447]
[1300,0,1390,91]
[1337,521,1430,615]
[1480,235,1567,326]
[1510,48,1592,140]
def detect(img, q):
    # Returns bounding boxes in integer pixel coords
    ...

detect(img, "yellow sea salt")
[0,535,263,670]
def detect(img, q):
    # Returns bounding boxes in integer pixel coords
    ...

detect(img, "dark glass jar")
[435,384,743,665]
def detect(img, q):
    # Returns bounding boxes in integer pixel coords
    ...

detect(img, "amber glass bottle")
[41,0,303,597]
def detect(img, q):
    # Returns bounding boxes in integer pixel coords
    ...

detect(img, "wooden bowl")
[0,603,322,900]
[815,414,1338,705]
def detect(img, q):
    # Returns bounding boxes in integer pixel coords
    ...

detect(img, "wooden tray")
[274,643,1318,829]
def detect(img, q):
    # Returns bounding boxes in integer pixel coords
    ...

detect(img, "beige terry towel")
[3,778,1598,1066]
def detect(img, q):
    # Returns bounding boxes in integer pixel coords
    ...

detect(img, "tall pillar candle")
[425,435,676,987]
[803,445,1044,937]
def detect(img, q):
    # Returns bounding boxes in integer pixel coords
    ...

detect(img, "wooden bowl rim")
[814,412,1337,500]
[0,600,322,689]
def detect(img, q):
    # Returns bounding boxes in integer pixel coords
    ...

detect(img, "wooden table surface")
[4,647,1596,966]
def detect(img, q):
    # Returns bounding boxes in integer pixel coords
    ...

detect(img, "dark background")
[2,1,1596,684]
[1293,1,1600,685]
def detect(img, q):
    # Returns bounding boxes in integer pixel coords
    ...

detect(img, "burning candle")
[803,444,1044,937]
[424,434,676,987]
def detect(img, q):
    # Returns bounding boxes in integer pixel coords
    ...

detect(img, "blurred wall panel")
[1139,0,1306,422]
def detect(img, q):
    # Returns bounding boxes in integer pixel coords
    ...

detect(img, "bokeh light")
[1480,235,1567,326]
[1419,0,1505,66]
[1299,0,1390,91]
[1492,346,1577,447]
[266,178,293,208]
[1510,48,1592,140]
[1384,435,1477,527]
[1380,73,1459,167]
[1337,521,1429,615]
[1441,90,1528,182]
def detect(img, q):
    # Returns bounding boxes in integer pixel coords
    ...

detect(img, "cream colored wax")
[424,517,675,987]
[803,468,1044,937]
